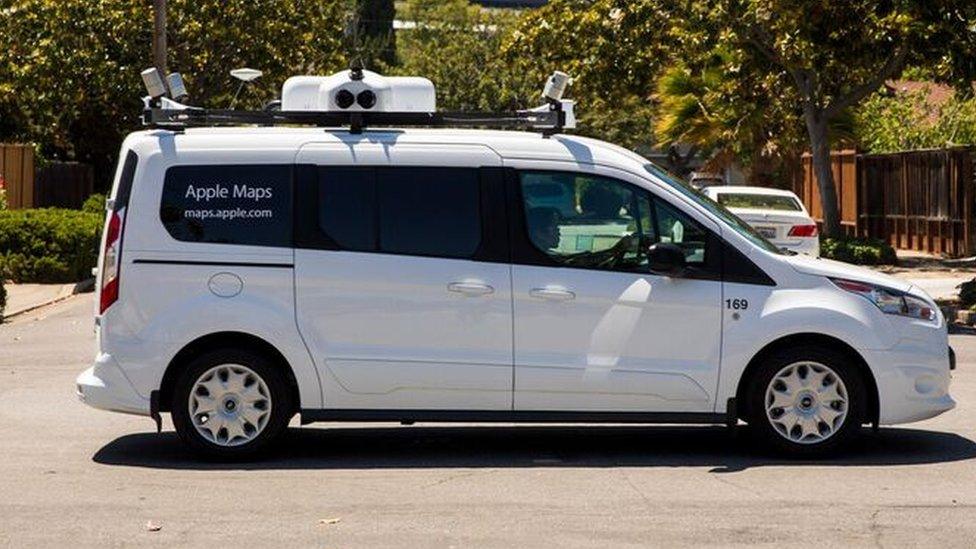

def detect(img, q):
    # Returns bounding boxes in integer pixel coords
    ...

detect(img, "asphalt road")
[2,294,976,548]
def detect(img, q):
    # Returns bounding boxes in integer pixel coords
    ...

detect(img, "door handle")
[529,287,576,301]
[448,281,495,296]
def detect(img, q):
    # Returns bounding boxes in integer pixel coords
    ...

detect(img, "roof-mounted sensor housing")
[281,69,436,113]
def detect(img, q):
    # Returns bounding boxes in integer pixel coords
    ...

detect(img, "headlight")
[831,278,937,322]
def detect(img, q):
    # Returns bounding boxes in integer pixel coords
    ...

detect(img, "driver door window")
[520,171,655,271]
[519,171,709,272]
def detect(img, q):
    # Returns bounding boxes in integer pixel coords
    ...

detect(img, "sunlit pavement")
[1,294,975,547]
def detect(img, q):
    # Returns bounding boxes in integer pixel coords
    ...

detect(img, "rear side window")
[316,167,482,259]
[319,167,376,251]
[160,165,293,247]
[378,167,480,258]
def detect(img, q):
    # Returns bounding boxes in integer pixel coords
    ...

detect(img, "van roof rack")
[140,67,575,135]
[142,102,572,135]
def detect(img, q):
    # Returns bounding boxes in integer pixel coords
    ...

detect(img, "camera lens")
[357,90,376,109]
[335,89,355,109]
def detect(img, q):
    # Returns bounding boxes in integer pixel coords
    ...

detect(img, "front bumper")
[76,353,151,416]
[862,342,956,425]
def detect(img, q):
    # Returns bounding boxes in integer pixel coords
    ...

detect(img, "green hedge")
[0,208,103,283]
[82,193,106,215]
[820,236,897,266]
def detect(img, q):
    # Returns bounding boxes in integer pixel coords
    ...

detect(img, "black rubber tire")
[746,345,868,457]
[171,348,294,460]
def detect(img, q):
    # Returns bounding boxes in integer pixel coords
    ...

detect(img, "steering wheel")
[596,234,636,269]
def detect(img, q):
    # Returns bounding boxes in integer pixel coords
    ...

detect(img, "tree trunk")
[152,0,167,75]
[804,111,843,237]
[356,0,396,67]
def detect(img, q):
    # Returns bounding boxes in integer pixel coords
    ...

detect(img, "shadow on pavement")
[93,425,976,473]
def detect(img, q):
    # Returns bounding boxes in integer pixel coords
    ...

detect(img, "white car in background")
[704,186,820,257]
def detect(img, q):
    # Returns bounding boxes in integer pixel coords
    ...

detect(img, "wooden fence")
[0,145,97,209]
[34,162,95,209]
[0,144,35,209]
[794,147,976,256]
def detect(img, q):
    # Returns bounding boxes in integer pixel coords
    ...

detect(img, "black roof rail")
[142,102,569,136]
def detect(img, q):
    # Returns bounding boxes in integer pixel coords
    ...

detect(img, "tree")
[354,0,396,67]
[674,1,976,236]
[390,0,537,112]
[0,0,347,189]
[857,86,976,153]
[502,0,672,150]
[653,50,808,186]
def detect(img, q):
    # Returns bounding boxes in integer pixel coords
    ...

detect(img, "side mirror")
[647,242,686,276]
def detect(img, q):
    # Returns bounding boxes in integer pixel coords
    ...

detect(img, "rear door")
[293,142,513,410]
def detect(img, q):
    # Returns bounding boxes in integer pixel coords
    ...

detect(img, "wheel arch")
[734,333,879,426]
[158,331,300,413]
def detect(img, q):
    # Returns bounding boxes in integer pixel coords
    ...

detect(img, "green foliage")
[856,88,976,153]
[502,0,671,150]
[0,208,103,283]
[0,0,347,184]
[82,193,107,215]
[0,188,7,210]
[654,0,976,236]
[389,0,536,112]
[820,237,897,266]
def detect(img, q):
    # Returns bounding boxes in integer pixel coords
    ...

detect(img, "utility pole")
[152,0,167,75]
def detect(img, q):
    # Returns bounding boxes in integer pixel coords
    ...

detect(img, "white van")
[77,70,955,458]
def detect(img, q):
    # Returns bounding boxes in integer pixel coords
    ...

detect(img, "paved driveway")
[1,294,975,547]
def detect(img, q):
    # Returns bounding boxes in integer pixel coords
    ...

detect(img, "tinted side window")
[519,171,654,271]
[160,164,292,247]
[313,167,484,260]
[113,150,139,213]
[377,167,481,258]
[517,170,718,275]
[319,167,376,251]
[652,199,709,266]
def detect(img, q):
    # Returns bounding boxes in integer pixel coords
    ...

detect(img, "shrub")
[82,193,106,215]
[957,278,976,308]
[820,236,897,266]
[0,208,102,283]
[0,278,6,319]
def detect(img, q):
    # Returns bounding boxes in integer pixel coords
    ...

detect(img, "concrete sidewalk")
[2,282,82,320]
[888,272,973,301]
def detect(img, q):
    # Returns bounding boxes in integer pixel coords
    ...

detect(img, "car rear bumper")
[775,238,820,257]
[76,353,151,416]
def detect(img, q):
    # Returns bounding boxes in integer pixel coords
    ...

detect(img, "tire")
[171,348,294,459]
[745,345,868,457]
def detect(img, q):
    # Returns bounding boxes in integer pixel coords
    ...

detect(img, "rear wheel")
[746,346,867,456]
[171,349,293,459]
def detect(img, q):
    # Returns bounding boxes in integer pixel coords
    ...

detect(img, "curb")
[1,279,94,321]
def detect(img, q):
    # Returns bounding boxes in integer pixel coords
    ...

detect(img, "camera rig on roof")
[140,64,575,135]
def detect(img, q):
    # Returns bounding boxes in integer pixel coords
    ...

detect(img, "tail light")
[788,224,818,237]
[99,211,123,314]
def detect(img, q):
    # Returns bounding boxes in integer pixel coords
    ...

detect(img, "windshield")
[643,163,785,255]
[716,193,802,211]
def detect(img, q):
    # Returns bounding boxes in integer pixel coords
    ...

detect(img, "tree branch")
[744,27,816,108]
[823,44,909,119]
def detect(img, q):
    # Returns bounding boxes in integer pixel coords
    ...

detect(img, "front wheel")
[746,346,868,456]
[171,349,293,459]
